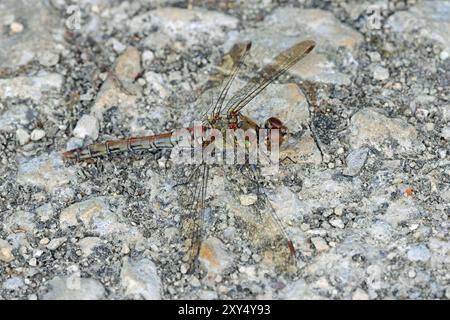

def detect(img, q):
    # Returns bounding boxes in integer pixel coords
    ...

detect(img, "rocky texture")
[0,0,449,301]
[0,73,63,102]
[120,257,161,300]
[347,108,422,157]
[0,0,61,69]
[17,153,74,192]
[387,1,450,51]
[237,8,363,85]
[59,197,144,244]
[91,47,143,120]
[41,276,106,300]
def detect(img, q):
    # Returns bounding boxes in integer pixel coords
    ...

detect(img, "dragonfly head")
[264,117,289,146]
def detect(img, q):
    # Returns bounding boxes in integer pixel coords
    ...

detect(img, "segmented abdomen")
[62,132,179,161]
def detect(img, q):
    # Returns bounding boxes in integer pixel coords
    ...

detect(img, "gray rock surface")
[42,276,106,300]
[120,257,161,300]
[0,0,448,300]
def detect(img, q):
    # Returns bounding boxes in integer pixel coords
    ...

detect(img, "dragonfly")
[63,39,316,272]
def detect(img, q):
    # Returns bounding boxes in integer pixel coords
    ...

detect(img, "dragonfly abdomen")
[63,131,180,161]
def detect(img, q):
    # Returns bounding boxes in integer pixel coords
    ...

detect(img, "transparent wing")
[211,41,252,118]
[224,165,296,271]
[225,40,315,115]
[178,164,210,272]
[200,41,252,122]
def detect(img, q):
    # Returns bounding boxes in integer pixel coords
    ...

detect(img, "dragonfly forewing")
[225,40,315,115]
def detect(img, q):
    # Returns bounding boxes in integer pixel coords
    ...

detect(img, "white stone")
[46,237,67,250]
[278,279,322,299]
[42,276,106,300]
[310,237,329,252]
[387,1,450,52]
[0,239,15,263]
[10,22,24,33]
[329,218,344,229]
[373,66,390,80]
[39,238,50,245]
[237,8,363,85]
[30,129,46,141]
[440,126,450,140]
[2,277,25,290]
[16,128,30,145]
[142,50,154,65]
[239,194,258,206]
[383,199,419,227]
[368,51,381,62]
[343,147,369,176]
[3,210,35,234]
[111,38,126,53]
[73,114,99,140]
[91,47,143,119]
[38,51,60,67]
[36,203,54,222]
[29,257,37,266]
[352,288,369,300]
[120,257,161,300]
[407,245,431,262]
[440,51,449,60]
[78,237,101,257]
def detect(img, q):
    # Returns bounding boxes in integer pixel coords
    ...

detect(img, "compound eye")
[265,117,283,129]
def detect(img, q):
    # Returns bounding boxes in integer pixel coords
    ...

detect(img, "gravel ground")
[0,0,449,300]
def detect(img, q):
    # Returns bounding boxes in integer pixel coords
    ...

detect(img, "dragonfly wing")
[225,40,315,115]
[225,165,296,271]
[212,41,252,117]
[179,164,210,272]
[201,42,252,122]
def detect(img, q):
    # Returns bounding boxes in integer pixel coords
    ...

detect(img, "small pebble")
[368,51,381,62]
[73,115,99,140]
[10,21,24,33]
[111,38,126,54]
[334,207,344,216]
[373,66,390,81]
[0,240,15,263]
[29,257,37,266]
[310,237,329,252]
[300,223,310,231]
[440,50,449,61]
[440,126,450,140]
[142,50,155,65]
[407,245,431,262]
[343,147,369,176]
[322,154,331,163]
[329,218,345,229]
[189,276,201,287]
[39,238,50,245]
[352,288,369,300]
[239,194,257,206]
[393,82,402,90]
[47,237,66,250]
[16,128,30,145]
[30,129,46,141]
[39,51,60,67]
